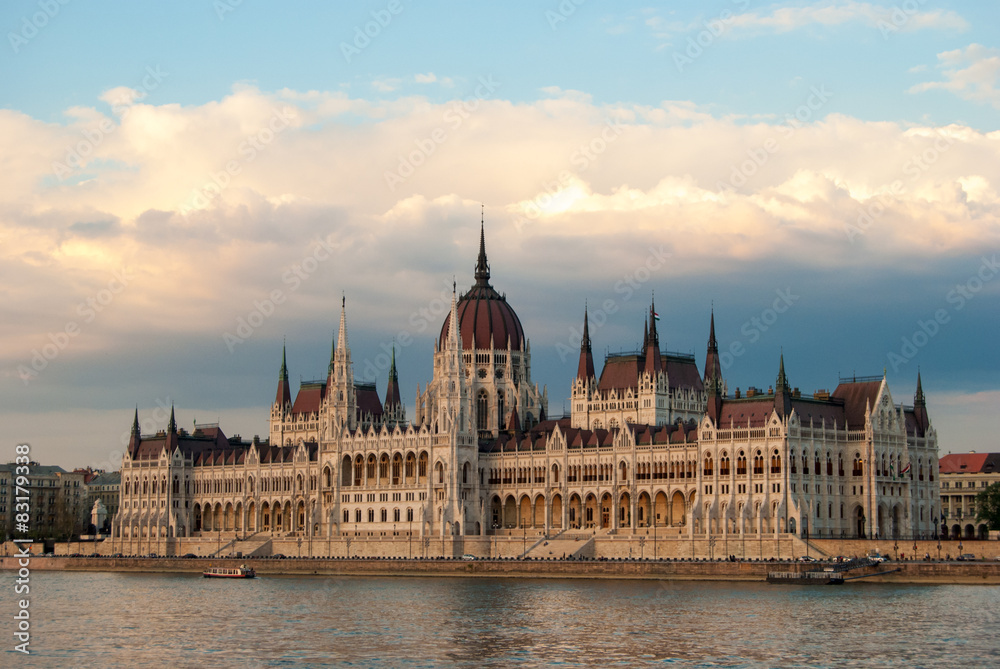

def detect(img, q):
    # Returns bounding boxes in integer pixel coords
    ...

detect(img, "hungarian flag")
[653,312,660,321]
[900,463,911,475]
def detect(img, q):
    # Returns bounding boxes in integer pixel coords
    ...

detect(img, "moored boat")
[766,570,843,585]
[203,564,256,579]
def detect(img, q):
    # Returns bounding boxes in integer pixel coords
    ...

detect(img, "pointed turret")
[474,218,491,288]
[643,297,662,375]
[773,353,792,417]
[704,308,722,385]
[275,344,291,407]
[385,345,402,410]
[576,305,596,382]
[168,405,176,433]
[337,294,349,354]
[912,370,930,435]
[128,406,142,456]
[506,394,522,434]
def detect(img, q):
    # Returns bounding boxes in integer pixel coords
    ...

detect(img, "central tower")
[417,221,547,437]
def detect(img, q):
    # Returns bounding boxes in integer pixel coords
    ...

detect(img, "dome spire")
[474,213,490,287]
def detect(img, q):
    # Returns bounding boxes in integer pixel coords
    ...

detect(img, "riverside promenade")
[4,555,1000,584]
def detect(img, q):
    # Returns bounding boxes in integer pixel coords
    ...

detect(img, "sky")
[1,0,998,469]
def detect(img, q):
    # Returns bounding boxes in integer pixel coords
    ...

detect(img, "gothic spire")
[577,305,596,381]
[914,369,925,406]
[773,352,792,417]
[776,352,789,392]
[168,405,176,433]
[276,344,291,407]
[385,344,401,408]
[704,307,722,386]
[337,294,349,354]
[131,406,140,437]
[474,218,490,287]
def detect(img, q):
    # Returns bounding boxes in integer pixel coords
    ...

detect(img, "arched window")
[771,450,781,474]
[497,392,505,429]
[703,455,714,476]
[720,453,730,476]
[736,451,747,476]
[477,389,489,432]
[753,451,763,475]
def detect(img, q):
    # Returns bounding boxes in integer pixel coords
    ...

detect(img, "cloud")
[647,1,968,39]
[909,44,1000,109]
[414,72,454,87]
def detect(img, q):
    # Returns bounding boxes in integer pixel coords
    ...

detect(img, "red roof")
[831,380,881,428]
[665,356,704,392]
[440,284,524,351]
[939,452,998,474]
[717,399,776,427]
[356,384,384,419]
[291,382,326,415]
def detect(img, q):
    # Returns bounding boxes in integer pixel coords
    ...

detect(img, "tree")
[974,482,1000,532]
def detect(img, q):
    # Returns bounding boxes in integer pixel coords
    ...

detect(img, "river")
[4,572,998,667]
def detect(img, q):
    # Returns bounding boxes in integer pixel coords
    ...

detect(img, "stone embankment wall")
[3,555,1000,584]
[5,535,997,562]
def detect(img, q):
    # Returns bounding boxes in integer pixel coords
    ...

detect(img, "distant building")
[85,471,121,534]
[938,452,1000,540]
[0,463,88,541]
[114,222,941,551]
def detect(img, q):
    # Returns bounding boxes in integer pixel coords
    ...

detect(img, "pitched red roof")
[831,380,881,428]
[356,383,384,419]
[665,355,704,391]
[291,382,326,415]
[717,399,776,427]
[597,355,641,392]
[939,452,996,474]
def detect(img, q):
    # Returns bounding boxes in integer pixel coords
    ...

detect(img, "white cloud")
[2,85,999,382]
[648,1,968,39]
[909,44,1000,109]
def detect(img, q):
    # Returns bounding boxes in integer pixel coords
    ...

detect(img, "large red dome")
[439,225,525,351]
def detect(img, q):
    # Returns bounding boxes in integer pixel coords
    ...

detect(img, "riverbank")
[4,555,999,584]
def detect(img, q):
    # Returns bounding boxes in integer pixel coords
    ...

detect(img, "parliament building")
[113,225,941,556]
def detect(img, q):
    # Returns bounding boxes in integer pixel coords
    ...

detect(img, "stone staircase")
[523,532,596,560]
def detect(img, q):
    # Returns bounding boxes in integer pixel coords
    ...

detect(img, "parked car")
[957,553,978,561]
[182,553,198,559]
[462,554,477,561]
[797,555,817,562]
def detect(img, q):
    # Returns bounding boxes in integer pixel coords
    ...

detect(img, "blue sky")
[1,1,998,467]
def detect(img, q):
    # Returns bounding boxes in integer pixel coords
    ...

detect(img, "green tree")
[974,482,1000,531]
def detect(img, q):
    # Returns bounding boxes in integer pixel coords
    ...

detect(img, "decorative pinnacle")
[474,218,490,286]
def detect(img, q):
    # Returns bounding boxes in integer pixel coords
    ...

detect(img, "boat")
[766,570,843,585]
[203,564,256,579]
